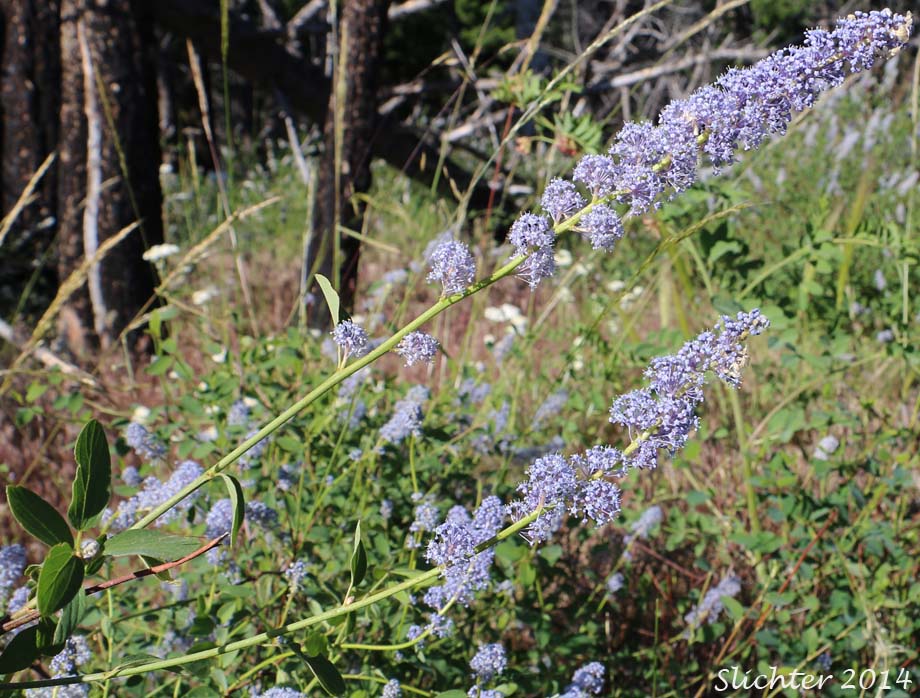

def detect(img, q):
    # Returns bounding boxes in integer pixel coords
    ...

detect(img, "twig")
[388,0,449,20]
[0,318,100,389]
[0,152,56,249]
[588,47,770,90]
[0,535,227,635]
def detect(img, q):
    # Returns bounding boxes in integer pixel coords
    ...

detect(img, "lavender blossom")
[407,496,440,549]
[563,11,912,242]
[284,560,309,590]
[0,544,27,608]
[541,179,586,222]
[7,586,29,614]
[227,399,251,427]
[205,499,235,539]
[517,246,556,289]
[610,310,769,471]
[395,331,440,366]
[470,643,506,682]
[332,320,369,358]
[125,421,166,461]
[259,689,304,698]
[121,466,142,487]
[564,662,606,696]
[606,572,625,595]
[533,389,568,428]
[380,386,428,445]
[509,212,554,256]
[428,238,476,295]
[624,504,663,545]
[381,680,402,698]
[423,497,505,609]
[578,205,623,252]
[684,575,742,628]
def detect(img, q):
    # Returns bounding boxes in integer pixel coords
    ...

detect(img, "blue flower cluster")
[559,662,606,698]
[505,9,912,289]
[684,575,742,629]
[610,309,770,470]
[380,386,429,445]
[470,643,507,682]
[125,421,167,461]
[422,496,505,609]
[105,460,204,530]
[381,679,401,698]
[0,544,26,610]
[23,636,92,698]
[395,331,440,366]
[332,319,369,358]
[427,238,477,295]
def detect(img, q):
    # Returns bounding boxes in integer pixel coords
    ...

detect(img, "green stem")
[129,254,529,531]
[2,509,542,690]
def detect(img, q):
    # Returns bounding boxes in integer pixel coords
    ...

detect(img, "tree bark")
[308,0,390,318]
[57,0,163,352]
[0,0,60,316]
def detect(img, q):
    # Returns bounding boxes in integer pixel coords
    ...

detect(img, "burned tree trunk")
[57,0,162,353]
[308,0,390,319]
[0,0,60,318]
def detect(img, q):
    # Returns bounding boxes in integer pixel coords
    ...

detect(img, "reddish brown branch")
[0,534,227,635]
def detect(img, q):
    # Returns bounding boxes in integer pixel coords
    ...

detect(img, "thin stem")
[1,508,542,690]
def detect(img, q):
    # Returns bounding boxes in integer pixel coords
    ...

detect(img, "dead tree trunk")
[308,0,390,320]
[0,0,60,317]
[57,0,162,353]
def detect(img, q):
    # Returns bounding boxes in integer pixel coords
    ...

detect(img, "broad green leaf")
[0,624,41,673]
[315,274,340,326]
[303,653,346,696]
[6,485,73,547]
[68,419,111,530]
[54,589,87,644]
[37,543,85,617]
[35,617,62,655]
[104,529,202,560]
[218,474,245,547]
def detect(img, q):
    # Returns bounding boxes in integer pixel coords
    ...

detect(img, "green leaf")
[104,530,203,560]
[54,590,87,644]
[185,688,221,698]
[349,520,367,588]
[37,543,85,617]
[303,653,346,696]
[0,624,41,673]
[218,474,245,547]
[68,419,112,530]
[6,486,73,547]
[315,274,340,326]
[35,617,62,656]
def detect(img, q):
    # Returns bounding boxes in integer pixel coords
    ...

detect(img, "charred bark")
[57,0,163,352]
[0,0,60,318]
[308,0,390,318]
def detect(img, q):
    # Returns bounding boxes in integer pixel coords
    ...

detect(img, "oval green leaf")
[68,419,112,530]
[218,473,245,547]
[104,529,203,560]
[315,274,340,326]
[37,543,85,617]
[54,589,87,645]
[0,624,40,673]
[6,485,73,547]
[304,653,346,696]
